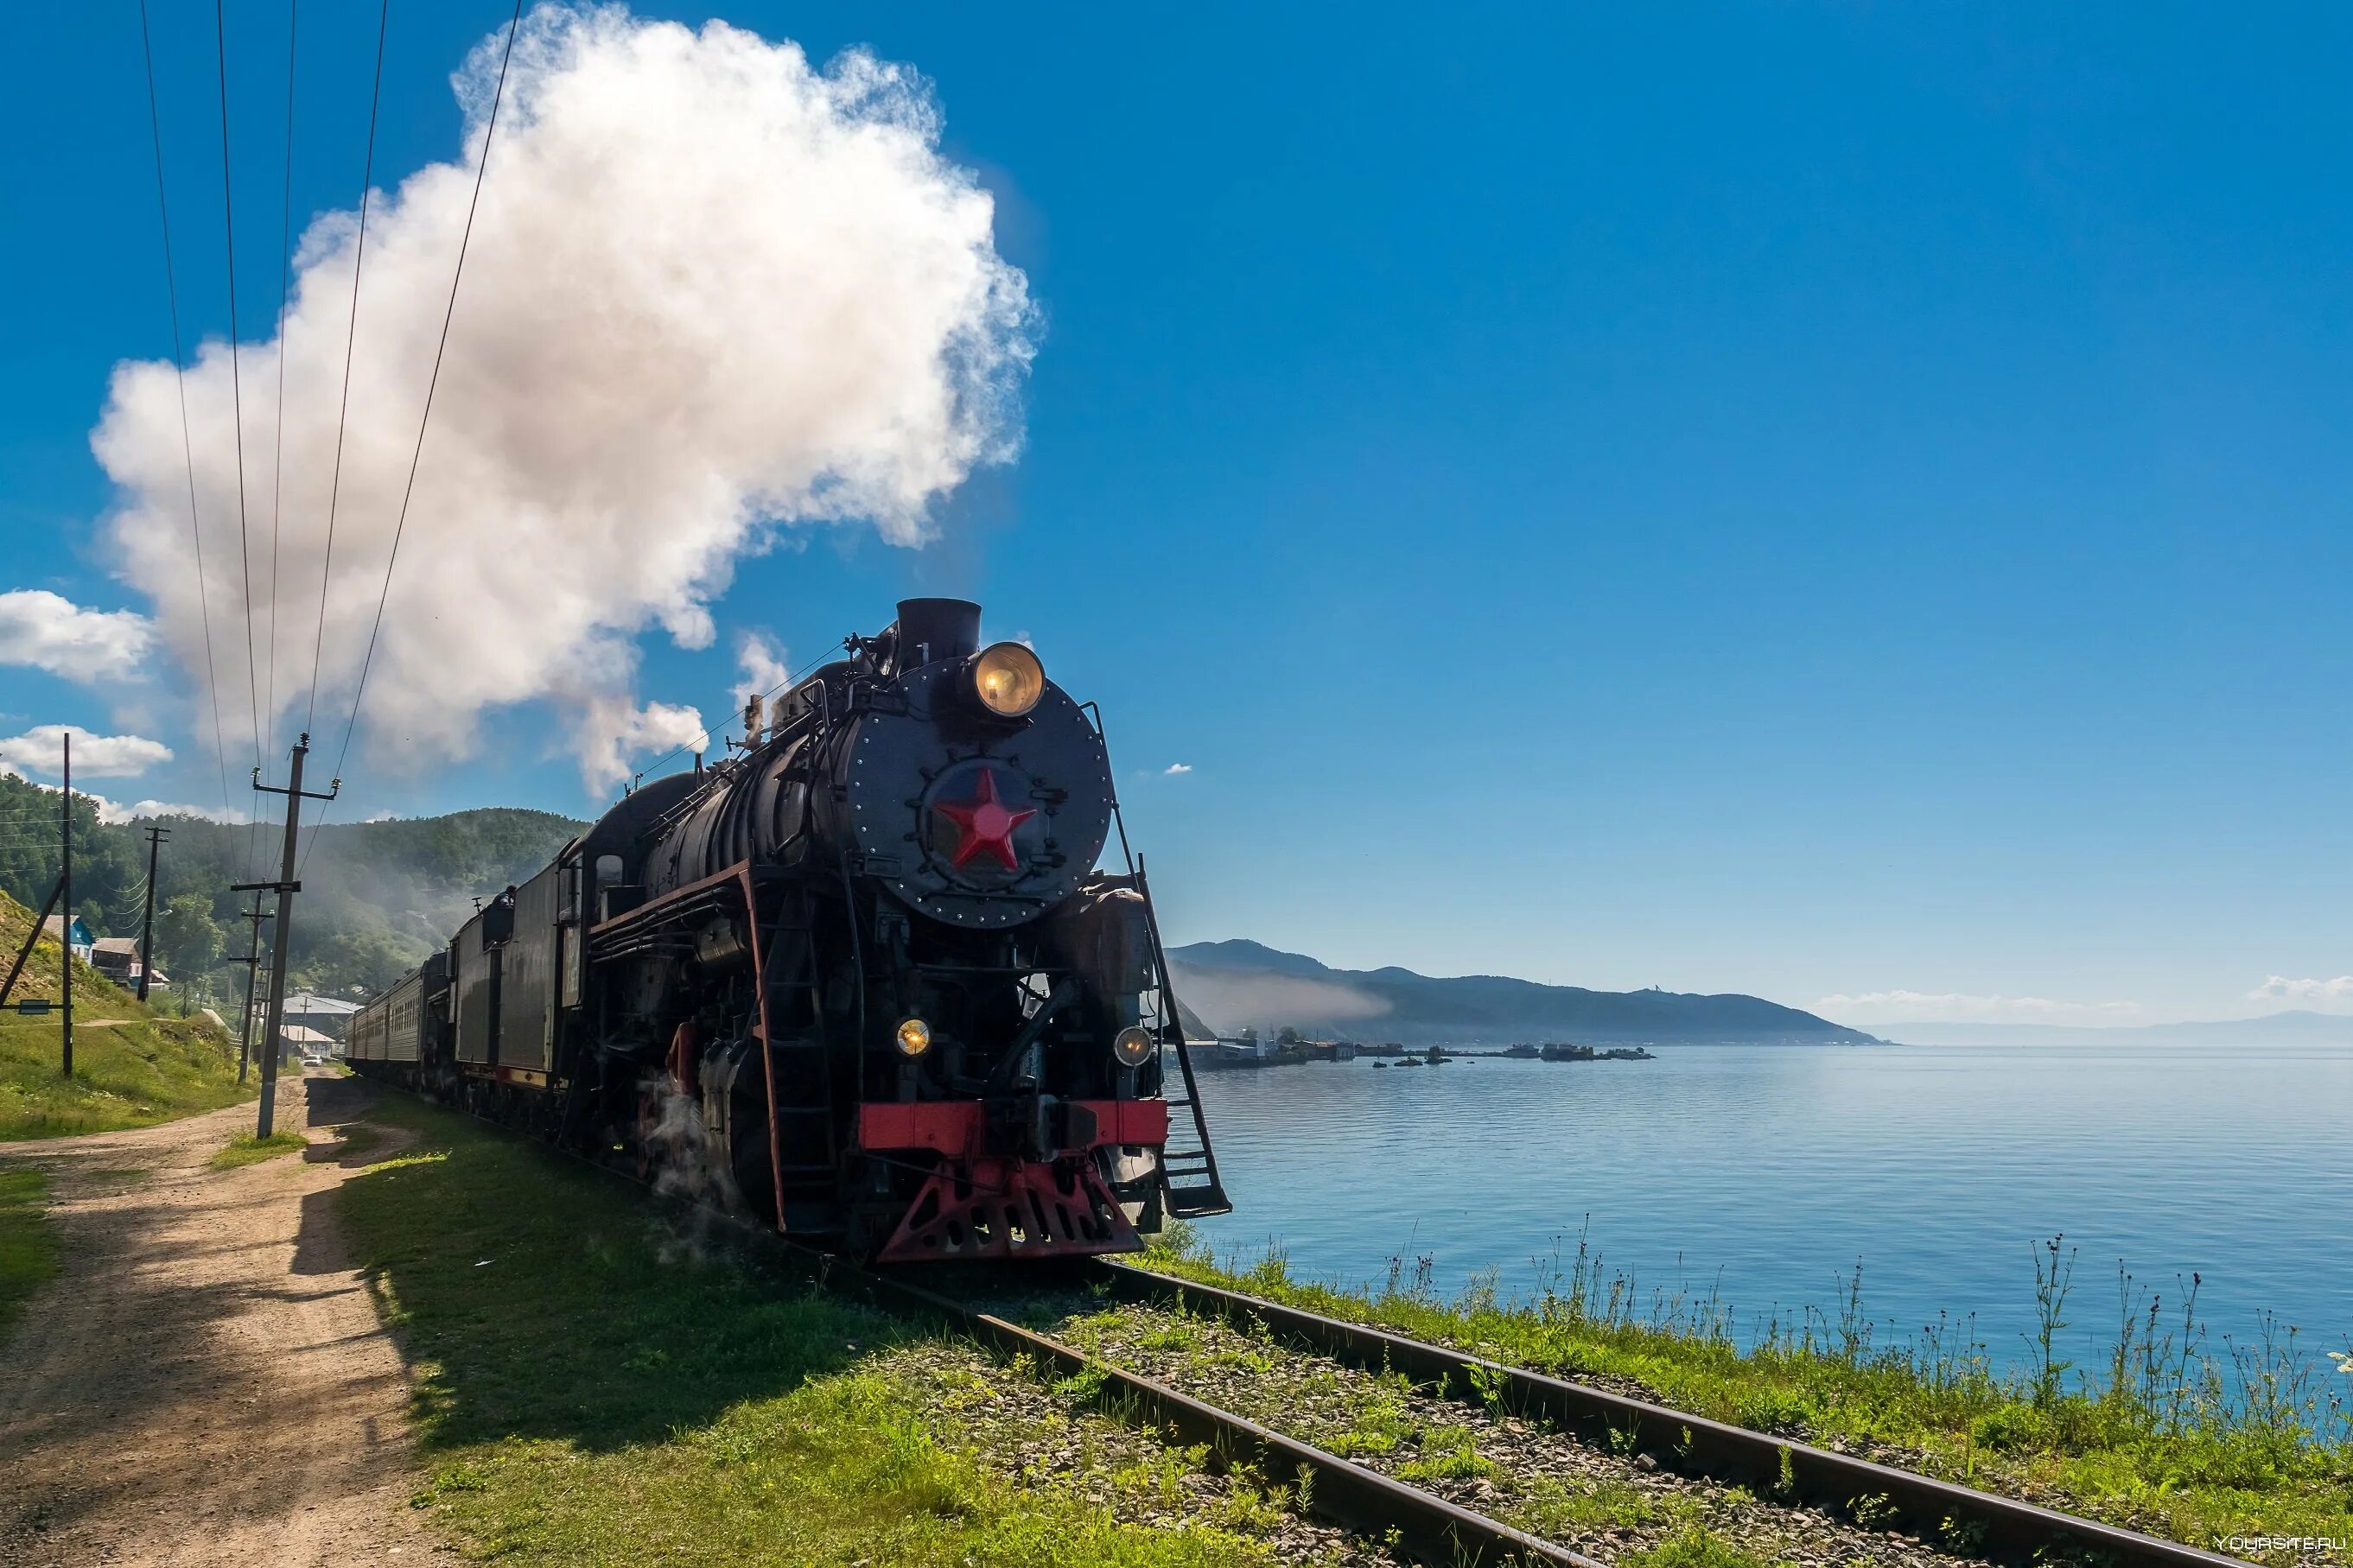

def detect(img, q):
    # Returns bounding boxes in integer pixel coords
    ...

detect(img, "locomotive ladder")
[1135,860,1231,1220]
[758,881,842,1194]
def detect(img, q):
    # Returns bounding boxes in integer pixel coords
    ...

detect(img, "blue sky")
[3,3,2349,1026]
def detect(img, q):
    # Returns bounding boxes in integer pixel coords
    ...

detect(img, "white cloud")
[1163,762,1192,775]
[1815,988,2145,1026]
[0,590,156,683]
[93,8,1033,787]
[0,725,174,778]
[731,632,792,709]
[2248,975,2353,1010]
[0,770,249,825]
[575,695,709,792]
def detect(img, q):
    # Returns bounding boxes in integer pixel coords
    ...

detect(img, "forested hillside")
[0,772,582,1006]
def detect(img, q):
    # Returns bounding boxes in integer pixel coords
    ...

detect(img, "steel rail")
[370,1071,1587,1566]
[347,1069,2247,1568]
[1088,1260,2253,1568]
[827,1260,1595,1568]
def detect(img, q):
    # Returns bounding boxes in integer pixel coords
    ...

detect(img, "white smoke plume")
[94,6,1033,792]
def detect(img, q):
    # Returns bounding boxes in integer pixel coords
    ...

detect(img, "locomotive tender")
[347,599,1230,1260]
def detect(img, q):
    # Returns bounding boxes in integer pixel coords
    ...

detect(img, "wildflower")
[2329,1349,2351,1374]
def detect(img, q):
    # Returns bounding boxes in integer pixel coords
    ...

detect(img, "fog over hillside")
[1167,939,1875,1045]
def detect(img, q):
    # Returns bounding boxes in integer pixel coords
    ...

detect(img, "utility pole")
[226,894,271,1083]
[60,731,72,1078]
[136,825,169,1003]
[241,733,336,1137]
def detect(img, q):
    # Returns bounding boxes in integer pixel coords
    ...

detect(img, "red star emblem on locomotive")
[932,765,1037,872]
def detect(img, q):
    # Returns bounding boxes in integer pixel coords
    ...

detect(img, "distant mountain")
[0,771,585,1001]
[1879,1010,2353,1047]
[1166,939,1876,1045]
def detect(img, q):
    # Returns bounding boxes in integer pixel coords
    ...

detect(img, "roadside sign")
[15,999,54,1014]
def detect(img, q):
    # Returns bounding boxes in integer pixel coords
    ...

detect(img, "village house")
[36,914,96,965]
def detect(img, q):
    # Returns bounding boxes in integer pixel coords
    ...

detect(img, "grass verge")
[337,1098,1358,1567]
[0,892,252,1139]
[1139,1226,2353,1564]
[0,1163,58,1346]
[209,1130,309,1170]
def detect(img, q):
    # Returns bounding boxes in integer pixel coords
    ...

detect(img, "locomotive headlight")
[1112,1025,1154,1069]
[894,1017,933,1057]
[970,642,1045,718]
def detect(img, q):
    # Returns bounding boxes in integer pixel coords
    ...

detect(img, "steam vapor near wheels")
[94,5,1035,790]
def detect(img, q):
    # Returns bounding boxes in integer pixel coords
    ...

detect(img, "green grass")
[1140,1226,2353,1563]
[336,1099,1339,1567]
[331,1123,384,1157]
[0,1163,59,1345]
[208,1130,308,1170]
[0,895,253,1139]
[1621,1527,1779,1568]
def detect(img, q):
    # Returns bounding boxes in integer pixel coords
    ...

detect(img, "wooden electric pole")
[243,734,336,1137]
[227,894,271,1083]
[0,879,60,1008]
[136,825,169,1003]
[60,731,72,1078]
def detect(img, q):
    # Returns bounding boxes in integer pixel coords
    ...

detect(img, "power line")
[212,0,266,886]
[304,0,389,738]
[264,0,298,767]
[328,0,524,788]
[136,0,235,825]
[300,0,524,876]
[212,0,262,783]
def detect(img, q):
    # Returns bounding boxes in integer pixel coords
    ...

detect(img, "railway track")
[382,1082,2255,1568]
[775,1249,2252,1568]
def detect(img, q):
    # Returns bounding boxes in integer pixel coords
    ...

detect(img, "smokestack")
[894,599,981,669]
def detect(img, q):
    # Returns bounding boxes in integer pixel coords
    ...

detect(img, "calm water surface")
[1188,1044,2353,1374]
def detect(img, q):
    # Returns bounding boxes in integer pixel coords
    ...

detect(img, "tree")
[153,894,224,987]
[78,898,110,936]
[1275,1025,1301,1044]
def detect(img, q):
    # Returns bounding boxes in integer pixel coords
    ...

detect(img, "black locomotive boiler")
[347,599,1230,1260]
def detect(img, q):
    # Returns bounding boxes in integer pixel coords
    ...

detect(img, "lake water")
[1186,1043,2353,1380]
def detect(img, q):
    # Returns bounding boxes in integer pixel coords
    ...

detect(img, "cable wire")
[213,0,266,881]
[264,0,298,766]
[302,0,525,873]
[136,0,235,825]
[213,0,262,774]
[303,0,387,737]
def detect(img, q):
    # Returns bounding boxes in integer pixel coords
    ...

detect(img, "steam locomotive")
[346,599,1230,1260]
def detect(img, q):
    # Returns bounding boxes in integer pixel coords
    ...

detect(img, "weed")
[1622,1525,1782,1568]
[0,1165,58,1344]
[208,1131,308,1170]
[1138,1222,2353,1553]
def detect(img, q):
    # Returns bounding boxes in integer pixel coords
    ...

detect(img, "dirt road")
[0,1074,445,1566]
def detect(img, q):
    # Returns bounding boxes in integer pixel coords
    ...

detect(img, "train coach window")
[595,854,623,886]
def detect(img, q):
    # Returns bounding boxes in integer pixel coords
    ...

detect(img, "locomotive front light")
[970,642,1045,718]
[895,1017,933,1057]
[1112,1025,1155,1069]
